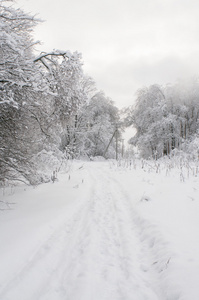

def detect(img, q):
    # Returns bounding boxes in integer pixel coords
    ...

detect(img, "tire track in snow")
[85,166,163,300]
[101,165,176,300]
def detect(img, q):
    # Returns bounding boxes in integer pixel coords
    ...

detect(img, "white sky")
[15,0,199,109]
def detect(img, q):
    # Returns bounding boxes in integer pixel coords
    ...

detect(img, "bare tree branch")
[34,51,69,63]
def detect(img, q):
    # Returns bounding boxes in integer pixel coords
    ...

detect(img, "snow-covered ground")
[0,160,199,300]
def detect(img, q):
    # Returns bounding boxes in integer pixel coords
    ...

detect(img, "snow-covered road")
[1,161,199,300]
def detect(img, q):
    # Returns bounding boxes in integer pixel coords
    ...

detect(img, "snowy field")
[0,159,199,300]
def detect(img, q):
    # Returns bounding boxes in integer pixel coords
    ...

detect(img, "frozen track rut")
[0,162,165,300]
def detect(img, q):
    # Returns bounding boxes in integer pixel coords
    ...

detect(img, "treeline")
[125,80,199,159]
[0,0,119,184]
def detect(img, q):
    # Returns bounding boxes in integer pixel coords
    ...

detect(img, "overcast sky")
[15,0,199,109]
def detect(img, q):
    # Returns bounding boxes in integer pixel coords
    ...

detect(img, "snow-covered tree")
[34,50,86,124]
[126,79,199,159]
[0,0,45,183]
[127,85,166,158]
[75,92,120,158]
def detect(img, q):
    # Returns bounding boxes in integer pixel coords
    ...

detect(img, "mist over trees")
[125,80,199,159]
[0,0,120,185]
